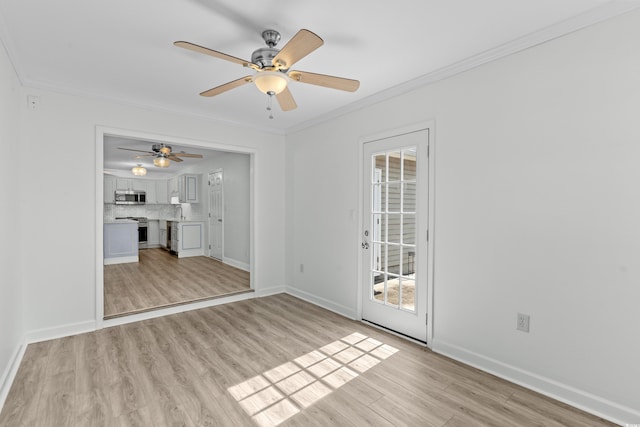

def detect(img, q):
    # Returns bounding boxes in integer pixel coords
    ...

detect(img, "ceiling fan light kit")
[153,157,170,168]
[174,28,360,114]
[253,71,289,95]
[131,164,147,176]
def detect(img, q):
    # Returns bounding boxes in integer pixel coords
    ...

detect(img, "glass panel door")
[362,130,428,342]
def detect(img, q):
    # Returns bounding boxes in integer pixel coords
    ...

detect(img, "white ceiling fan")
[174,29,360,112]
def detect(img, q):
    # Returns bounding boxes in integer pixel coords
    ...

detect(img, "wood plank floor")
[104,248,251,318]
[0,294,615,427]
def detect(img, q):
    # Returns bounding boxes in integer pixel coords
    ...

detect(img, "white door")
[362,129,429,342]
[209,170,223,260]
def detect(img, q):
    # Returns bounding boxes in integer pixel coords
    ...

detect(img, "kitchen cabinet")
[148,220,160,247]
[145,180,157,204]
[156,180,168,204]
[104,175,116,203]
[168,176,179,199]
[170,221,204,258]
[103,221,138,264]
[179,174,200,203]
[116,178,147,192]
[159,220,167,248]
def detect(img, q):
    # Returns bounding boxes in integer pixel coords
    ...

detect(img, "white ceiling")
[9,0,638,177]
[1,1,637,140]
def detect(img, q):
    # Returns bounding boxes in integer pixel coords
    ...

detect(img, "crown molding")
[18,77,287,136]
[286,1,640,134]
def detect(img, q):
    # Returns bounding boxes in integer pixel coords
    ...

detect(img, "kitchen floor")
[103,248,251,318]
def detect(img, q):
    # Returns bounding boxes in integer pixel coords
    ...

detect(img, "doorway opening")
[97,127,254,322]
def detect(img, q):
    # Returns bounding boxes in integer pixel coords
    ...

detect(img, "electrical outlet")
[517,313,530,332]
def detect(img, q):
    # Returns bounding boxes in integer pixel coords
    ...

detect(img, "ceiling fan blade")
[275,87,297,111]
[134,155,154,158]
[118,147,154,154]
[200,76,253,97]
[167,155,184,162]
[172,153,203,158]
[272,29,323,70]
[288,70,360,92]
[174,41,256,68]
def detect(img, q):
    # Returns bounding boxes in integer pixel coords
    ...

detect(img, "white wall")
[205,152,250,266]
[286,10,640,423]
[0,38,23,404]
[18,87,286,335]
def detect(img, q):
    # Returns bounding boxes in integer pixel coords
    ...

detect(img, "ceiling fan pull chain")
[266,91,274,119]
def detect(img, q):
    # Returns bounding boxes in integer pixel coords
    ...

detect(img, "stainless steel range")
[115,217,148,248]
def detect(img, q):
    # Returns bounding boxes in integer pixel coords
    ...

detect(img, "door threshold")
[361,319,428,347]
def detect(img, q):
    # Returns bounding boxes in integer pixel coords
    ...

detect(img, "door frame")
[95,126,256,330]
[208,169,224,260]
[357,121,436,346]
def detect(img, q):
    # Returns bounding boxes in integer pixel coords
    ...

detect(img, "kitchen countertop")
[104,218,204,223]
[104,219,138,224]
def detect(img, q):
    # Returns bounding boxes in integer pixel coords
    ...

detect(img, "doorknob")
[217,219,222,222]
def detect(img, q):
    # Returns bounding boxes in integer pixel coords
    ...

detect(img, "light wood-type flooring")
[0,294,615,427]
[104,248,251,318]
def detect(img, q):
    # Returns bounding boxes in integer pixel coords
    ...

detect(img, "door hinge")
[209,244,211,249]
[426,313,428,325]
[426,229,429,241]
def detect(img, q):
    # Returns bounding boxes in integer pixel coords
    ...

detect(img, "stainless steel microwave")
[114,190,146,205]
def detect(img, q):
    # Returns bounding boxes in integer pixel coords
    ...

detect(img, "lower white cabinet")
[171,221,204,258]
[103,222,138,265]
[148,220,160,247]
[159,220,167,248]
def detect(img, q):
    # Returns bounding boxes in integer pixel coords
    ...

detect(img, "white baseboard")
[254,285,286,297]
[0,341,27,413]
[25,320,97,344]
[223,257,250,272]
[285,287,357,320]
[103,255,138,265]
[431,339,639,426]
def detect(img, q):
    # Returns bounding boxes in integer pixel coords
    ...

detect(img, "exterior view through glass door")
[362,129,428,342]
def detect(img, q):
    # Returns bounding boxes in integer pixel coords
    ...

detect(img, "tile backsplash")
[104,203,204,221]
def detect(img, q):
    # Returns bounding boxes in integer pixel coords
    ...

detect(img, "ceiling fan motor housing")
[251,47,279,69]
[251,29,283,70]
[152,143,171,155]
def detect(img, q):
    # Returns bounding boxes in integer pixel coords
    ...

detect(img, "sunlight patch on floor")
[227,332,399,427]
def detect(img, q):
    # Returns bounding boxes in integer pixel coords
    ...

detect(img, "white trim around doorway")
[95,125,256,330]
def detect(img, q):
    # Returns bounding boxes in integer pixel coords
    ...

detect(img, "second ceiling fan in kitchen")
[118,143,203,168]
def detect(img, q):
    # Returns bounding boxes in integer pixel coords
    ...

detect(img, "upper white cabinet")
[168,176,179,198]
[104,175,116,203]
[146,181,157,204]
[179,174,200,203]
[156,180,168,204]
[116,178,147,192]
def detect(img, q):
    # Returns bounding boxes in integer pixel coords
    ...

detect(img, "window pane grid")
[369,147,418,312]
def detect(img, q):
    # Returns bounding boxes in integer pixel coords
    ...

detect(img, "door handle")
[362,229,369,249]
[217,219,222,222]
